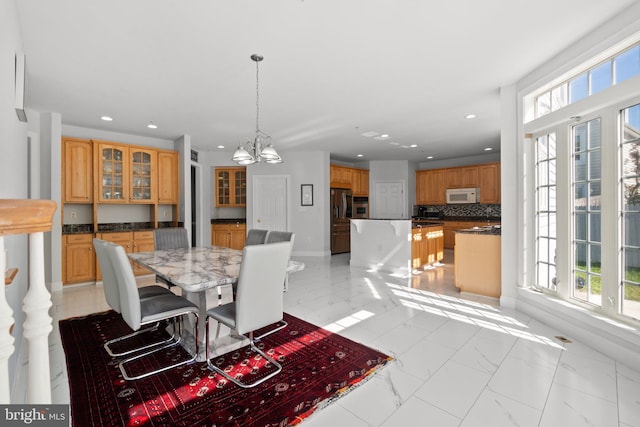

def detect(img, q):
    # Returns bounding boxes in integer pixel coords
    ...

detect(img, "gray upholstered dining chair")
[93,238,174,357]
[205,241,291,388]
[244,228,269,246]
[265,231,295,291]
[153,227,189,288]
[105,241,200,380]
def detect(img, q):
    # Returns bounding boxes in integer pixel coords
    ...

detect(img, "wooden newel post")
[0,199,57,404]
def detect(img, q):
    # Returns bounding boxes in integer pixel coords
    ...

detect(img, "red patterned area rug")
[60,310,392,426]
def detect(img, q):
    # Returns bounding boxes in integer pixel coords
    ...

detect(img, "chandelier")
[232,54,282,165]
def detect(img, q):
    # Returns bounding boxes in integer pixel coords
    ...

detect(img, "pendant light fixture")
[232,54,282,165]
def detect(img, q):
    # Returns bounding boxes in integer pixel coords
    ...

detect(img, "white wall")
[369,160,413,219]
[246,151,330,256]
[0,0,30,394]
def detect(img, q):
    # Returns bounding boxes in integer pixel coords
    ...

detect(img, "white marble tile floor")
[48,250,640,426]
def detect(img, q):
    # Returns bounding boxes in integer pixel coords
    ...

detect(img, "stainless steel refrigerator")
[331,188,352,254]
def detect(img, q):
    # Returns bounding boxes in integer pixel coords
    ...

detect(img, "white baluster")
[0,236,15,404]
[22,232,52,404]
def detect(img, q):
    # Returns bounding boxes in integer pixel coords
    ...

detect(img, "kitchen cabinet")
[96,142,129,203]
[411,225,444,269]
[129,147,157,203]
[211,223,246,249]
[330,165,352,189]
[62,233,96,284]
[416,169,446,205]
[455,232,501,298]
[95,231,154,278]
[215,167,247,207]
[416,162,500,206]
[62,137,93,203]
[158,150,179,204]
[352,168,369,196]
[479,162,500,203]
[131,230,155,275]
[443,220,500,249]
[445,166,478,189]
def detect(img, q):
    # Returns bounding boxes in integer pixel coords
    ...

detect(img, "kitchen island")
[350,219,444,275]
[454,225,501,298]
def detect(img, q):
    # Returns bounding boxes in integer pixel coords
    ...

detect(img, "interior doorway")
[191,166,196,246]
[373,181,405,219]
[252,175,289,231]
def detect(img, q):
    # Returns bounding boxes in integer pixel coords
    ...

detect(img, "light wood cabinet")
[416,169,446,205]
[211,223,246,249]
[455,232,501,298]
[352,168,369,196]
[416,162,500,206]
[95,142,129,203]
[62,137,93,203]
[158,150,179,204]
[129,147,157,203]
[479,163,500,203]
[411,226,444,269]
[62,233,96,284]
[443,220,501,249]
[215,167,247,207]
[330,165,352,189]
[445,166,478,189]
[132,230,155,275]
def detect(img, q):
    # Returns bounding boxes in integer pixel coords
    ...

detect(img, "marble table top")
[128,245,304,293]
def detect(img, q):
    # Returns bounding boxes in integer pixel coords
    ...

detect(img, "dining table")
[128,245,305,361]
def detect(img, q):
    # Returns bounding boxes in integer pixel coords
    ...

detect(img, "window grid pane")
[535,133,557,290]
[621,103,640,320]
[572,118,602,306]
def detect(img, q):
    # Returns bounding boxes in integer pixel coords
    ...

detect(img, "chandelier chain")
[255,58,260,134]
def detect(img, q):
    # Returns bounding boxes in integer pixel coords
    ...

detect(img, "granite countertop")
[456,225,502,235]
[62,222,178,235]
[211,218,247,224]
[413,216,501,223]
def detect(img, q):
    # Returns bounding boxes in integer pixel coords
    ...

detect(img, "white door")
[252,175,289,231]
[374,181,405,219]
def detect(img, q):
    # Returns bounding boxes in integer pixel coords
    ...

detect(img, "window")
[535,133,557,290]
[531,42,640,121]
[572,118,602,306]
[621,104,640,319]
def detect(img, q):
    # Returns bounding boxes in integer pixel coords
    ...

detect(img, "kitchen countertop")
[456,225,502,235]
[211,218,246,224]
[62,222,178,234]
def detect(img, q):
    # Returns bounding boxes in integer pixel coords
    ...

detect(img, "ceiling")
[15,0,638,163]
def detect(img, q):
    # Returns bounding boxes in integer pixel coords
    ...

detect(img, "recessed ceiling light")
[356,154,364,158]
[217,145,225,149]
[380,134,389,138]
[465,114,477,119]
[101,116,113,121]
[147,122,158,129]
[484,147,493,151]
[410,144,418,148]
[389,142,399,146]
[400,145,409,148]
[427,156,434,159]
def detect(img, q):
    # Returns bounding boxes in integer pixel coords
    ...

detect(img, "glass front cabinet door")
[97,143,128,203]
[129,147,157,203]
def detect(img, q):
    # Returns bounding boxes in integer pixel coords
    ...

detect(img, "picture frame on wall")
[301,184,313,206]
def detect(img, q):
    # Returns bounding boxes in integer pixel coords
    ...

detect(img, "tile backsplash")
[415,204,501,218]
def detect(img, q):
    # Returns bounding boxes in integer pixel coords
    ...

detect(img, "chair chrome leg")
[206,330,283,389]
[104,320,179,357]
[254,320,288,341]
[119,312,199,381]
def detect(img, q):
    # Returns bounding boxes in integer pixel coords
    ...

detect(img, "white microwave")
[446,188,480,204]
